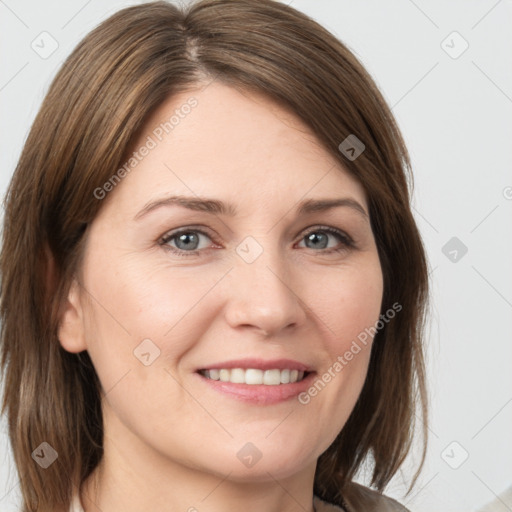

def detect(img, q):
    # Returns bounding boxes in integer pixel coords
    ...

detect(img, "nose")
[223,244,307,337]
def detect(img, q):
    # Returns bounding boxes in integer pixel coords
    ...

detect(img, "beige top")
[70,484,409,512]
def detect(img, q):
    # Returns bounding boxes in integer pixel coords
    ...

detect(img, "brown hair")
[0,1,429,510]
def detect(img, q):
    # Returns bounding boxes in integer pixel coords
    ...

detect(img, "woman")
[0,1,429,511]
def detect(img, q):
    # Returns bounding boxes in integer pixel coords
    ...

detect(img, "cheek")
[312,262,384,350]
[81,255,226,373]
[291,261,383,451]
[79,260,222,430]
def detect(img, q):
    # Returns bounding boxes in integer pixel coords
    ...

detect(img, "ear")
[58,278,88,353]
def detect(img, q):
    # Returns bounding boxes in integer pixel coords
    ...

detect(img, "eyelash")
[159,225,355,257]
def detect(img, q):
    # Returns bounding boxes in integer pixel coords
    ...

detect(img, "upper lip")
[197,358,313,372]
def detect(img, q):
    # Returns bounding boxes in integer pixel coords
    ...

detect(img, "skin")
[58,81,383,512]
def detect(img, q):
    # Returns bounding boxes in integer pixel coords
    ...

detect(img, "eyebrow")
[133,195,369,221]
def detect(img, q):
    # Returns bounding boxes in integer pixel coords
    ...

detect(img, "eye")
[159,225,355,257]
[160,228,216,255]
[297,226,354,254]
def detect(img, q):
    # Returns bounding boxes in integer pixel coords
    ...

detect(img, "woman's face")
[59,81,383,482]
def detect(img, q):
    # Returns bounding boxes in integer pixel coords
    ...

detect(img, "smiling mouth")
[197,368,310,386]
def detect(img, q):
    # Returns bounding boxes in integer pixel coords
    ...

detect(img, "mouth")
[197,368,312,386]
[195,368,316,405]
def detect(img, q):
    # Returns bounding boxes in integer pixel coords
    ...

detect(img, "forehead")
[99,81,367,218]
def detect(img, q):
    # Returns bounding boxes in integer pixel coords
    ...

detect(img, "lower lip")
[195,371,316,405]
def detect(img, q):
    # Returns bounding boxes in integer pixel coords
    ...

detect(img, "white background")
[1,1,511,511]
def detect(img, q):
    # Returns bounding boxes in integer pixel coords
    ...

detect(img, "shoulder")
[314,482,410,512]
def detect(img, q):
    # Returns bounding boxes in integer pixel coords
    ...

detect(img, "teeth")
[201,368,306,385]
[209,369,220,380]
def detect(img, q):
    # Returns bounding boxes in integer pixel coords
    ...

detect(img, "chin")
[220,462,306,483]
[211,445,313,482]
